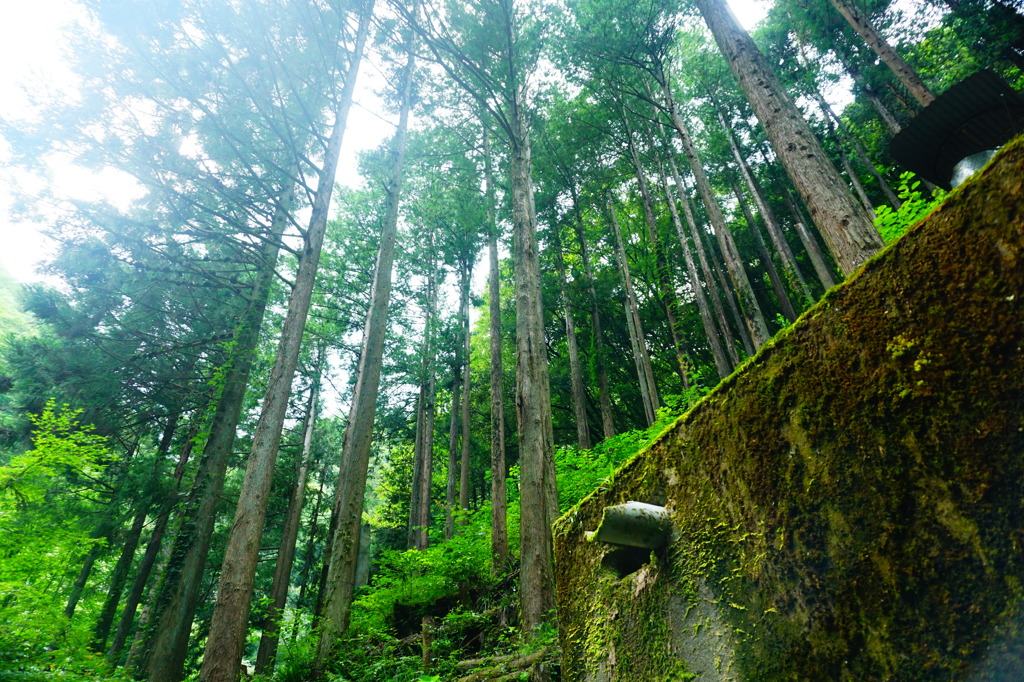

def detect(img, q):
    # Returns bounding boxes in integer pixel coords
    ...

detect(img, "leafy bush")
[874,172,947,244]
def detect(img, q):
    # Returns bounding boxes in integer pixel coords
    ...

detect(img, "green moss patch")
[555,136,1024,681]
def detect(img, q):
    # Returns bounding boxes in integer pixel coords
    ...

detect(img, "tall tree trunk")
[143,191,296,682]
[570,192,615,439]
[483,123,507,570]
[254,351,324,675]
[417,349,438,551]
[659,88,771,348]
[714,106,815,304]
[312,24,412,664]
[623,117,691,387]
[199,10,373,680]
[408,259,438,550]
[828,0,935,107]
[784,189,839,290]
[444,364,462,541]
[732,180,797,322]
[668,158,742,368]
[510,114,558,639]
[693,0,883,275]
[704,223,756,357]
[657,159,732,380]
[554,238,592,449]
[458,260,473,520]
[608,198,659,426]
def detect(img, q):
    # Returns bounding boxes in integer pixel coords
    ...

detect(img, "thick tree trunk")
[570,194,615,439]
[510,115,557,639]
[199,10,373,679]
[828,0,935,107]
[313,25,412,665]
[694,0,883,275]
[608,198,659,426]
[254,357,323,675]
[554,240,592,449]
[657,158,732,379]
[483,124,507,570]
[661,94,770,348]
[668,159,742,368]
[715,106,814,304]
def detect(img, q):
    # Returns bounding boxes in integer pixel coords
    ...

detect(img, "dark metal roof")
[889,70,1024,190]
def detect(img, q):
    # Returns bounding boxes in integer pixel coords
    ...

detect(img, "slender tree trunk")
[570,195,615,439]
[458,261,473,519]
[445,366,461,541]
[313,25,412,664]
[806,89,901,209]
[143,192,296,682]
[417,350,438,551]
[658,159,731,379]
[554,238,592,449]
[254,352,323,675]
[624,117,691,388]
[844,59,903,134]
[483,124,507,570]
[408,259,438,550]
[785,189,839,290]
[828,0,935,107]
[714,106,814,303]
[608,198,659,426]
[704,224,756,357]
[669,159,742,368]
[199,9,373,678]
[660,91,770,347]
[732,180,797,322]
[693,0,883,275]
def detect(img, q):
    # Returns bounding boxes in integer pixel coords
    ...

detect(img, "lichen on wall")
[554,136,1024,681]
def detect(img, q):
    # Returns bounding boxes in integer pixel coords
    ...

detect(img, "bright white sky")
[0,0,772,284]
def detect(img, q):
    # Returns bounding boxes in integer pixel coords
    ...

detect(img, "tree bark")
[483,123,507,570]
[693,0,883,275]
[312,19,412,664]
[199,8,373,679]
[608,198,659,426]
[254,353,323,675]
[828,0,935,107]
[445,362,462,541]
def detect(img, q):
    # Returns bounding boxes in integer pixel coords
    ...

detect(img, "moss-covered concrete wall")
[554,138,1024,681]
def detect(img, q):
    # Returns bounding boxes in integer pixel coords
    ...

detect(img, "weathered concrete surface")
[554,137,1024,681]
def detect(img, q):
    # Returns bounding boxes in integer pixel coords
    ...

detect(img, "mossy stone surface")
[554,137,1024,681]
